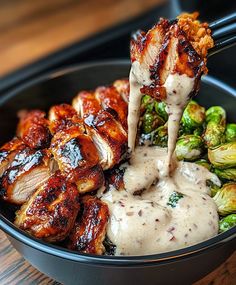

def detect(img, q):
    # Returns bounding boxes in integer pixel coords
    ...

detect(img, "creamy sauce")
[101,59,220,255]
[163,74,195,174]
[102,146,220,255]
[128,61,152,152]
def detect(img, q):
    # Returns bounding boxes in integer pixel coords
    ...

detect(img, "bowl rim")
[0,59,236,266]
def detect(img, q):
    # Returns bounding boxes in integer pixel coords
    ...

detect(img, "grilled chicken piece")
[75,164,104,194]
[50,125,104,191]
[105,167,125,192]
[130,17,210,100]
[15,171,80,242]
[48,104,84,134]
[0,137,25,177]
[66,195,109,254]
[0,147,54,204]
[95,86,128,130]
[113,79,129,103]
[84,110,128,170]
[72,91,102,118]
[17,110,51,149]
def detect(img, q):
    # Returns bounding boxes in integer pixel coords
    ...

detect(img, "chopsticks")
[208,13,236,56]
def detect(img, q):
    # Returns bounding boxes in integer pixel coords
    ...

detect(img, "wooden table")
[0,0,165,77]
[0,1,235,284]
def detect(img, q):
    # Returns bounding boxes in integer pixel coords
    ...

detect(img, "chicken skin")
[15,171,80,242]
[84,110,127,170]
[0,137,25,177]
[66,195,109,254]
[48,104,84,134]
[17,110,51,149]
[0,147,54,204]
[72,91,102,118]
[50,125,104,192]
[95,86,128,131]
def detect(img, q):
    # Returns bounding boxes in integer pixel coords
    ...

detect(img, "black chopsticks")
[209,12,236,56]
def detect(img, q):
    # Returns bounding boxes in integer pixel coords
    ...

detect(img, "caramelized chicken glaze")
[66,195,109,254]
[49,104,84,134]
[17,110,51,149]
[95,86,128,130]
[15,171,80,242]
[0,137,25,177]
[0,147,54,204]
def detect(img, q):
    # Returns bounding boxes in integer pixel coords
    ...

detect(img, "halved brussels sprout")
[155,101,168,121]
[203,106,226,148]
[175,135,204,161]
[206,106,226,123]
[214,168,236,181]
[225,123,236,142]
[206,180,221,197]
[182,100,205,131]
[141,95,154,113]
[152,125,168,147]
[213,182,236,215]
[219,214,236,233]
[193,126,204,136]
[195,159,211,170]
[208,142,236,169]
[141,112,165,134]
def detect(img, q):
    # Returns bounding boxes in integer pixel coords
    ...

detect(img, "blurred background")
[0,0,235,91]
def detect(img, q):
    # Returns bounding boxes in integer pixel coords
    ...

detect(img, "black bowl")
[0,60,236,285]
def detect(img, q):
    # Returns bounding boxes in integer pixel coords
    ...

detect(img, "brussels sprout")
[141,112,165,134]
[213,183,236,215]
[154,101,168,121]
[203,106,226,148]
[206,106,226,123]
[214,168,236,182]
[141,95,154,112]
[206,180,221,197]
[152,125,168,147]
[182,100,205,131]
[219,214,236,233]
[193,126,204,136]
[225,123,236,142]
[195,159,211,170]
[175,135,204,161]
[208,142,236,169]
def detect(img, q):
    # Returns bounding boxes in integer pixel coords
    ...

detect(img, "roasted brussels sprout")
[181,100,205,131]
[155,101,168,121]
[213,183,236,215]
[195,159,211,170]
[205,106,226,123]
[206,180,221,197]
[193,126,204,136]
[175,135,204,161]
[203,106,226,148]
[152,125,168,147]
[208,142,236,169]
[219,214,236,233]
[214,168,236,182]
[141,112,165,134]
[225,123,236,142]
[141,95,154,112]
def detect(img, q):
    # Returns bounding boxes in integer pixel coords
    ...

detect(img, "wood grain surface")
[0,1,235,284]
[0,230,235,285]
[0,0,165,76]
